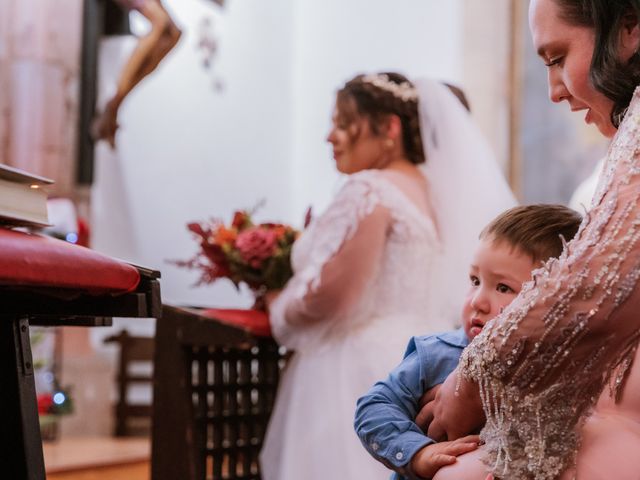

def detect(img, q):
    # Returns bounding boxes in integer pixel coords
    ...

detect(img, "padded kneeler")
[0,227,161,480]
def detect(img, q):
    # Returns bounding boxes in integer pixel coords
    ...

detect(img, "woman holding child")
[421,1,640,479]
[259,73,514,479]
[355,204,582,480]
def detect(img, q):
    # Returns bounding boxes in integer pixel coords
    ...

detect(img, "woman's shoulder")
[324,169,437,240]
[344,169,435,224]
[339,169,418,202]
[341,169,387,189]
[331,170,391,209]
[306,172,390,235]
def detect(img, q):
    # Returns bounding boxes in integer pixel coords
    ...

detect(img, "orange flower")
[272,225,287,239]
[214,226,237,245]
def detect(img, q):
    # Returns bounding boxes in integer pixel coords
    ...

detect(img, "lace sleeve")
[269,173,390,346]
[459,89,640,479]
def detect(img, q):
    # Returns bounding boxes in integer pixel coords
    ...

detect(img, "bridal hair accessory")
[361,74,419,102]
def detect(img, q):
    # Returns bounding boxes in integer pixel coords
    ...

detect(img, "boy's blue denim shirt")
[354,328,469,480]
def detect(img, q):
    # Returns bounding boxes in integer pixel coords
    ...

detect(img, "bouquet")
[176,210,297,294]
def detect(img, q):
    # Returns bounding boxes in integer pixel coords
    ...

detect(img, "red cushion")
[200,308,272,337]
[0,228,140,294]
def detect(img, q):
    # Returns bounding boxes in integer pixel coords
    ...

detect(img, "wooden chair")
[151,306,286,480]
[104,330,155,436]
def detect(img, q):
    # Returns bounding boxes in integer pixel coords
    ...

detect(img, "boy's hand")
[409,435,480,478]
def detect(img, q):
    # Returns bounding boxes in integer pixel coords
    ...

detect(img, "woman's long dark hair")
[556,0,640,126]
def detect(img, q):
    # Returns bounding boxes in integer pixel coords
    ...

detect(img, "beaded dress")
[459,87,640,479]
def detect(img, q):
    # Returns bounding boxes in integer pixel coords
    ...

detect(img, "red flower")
[232,211,251,230]
[187,222,208,238]
[201,243,231,277]
[261,223,288,240]
[236,227,279,268]
[38,393,53,414]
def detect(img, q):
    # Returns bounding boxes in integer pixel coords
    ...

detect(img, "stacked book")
[0,163,52,227]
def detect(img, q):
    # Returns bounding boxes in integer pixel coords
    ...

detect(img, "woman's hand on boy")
[419,384,441,408]
[415,384,441,430]
[409,435,480,479]
[421,369,485,441]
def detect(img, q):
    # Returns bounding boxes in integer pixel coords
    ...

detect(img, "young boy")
[354,204,582,480]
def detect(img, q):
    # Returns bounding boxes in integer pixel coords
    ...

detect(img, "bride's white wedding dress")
[261,169,449,480]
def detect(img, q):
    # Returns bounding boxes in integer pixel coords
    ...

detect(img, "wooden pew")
[152,306,285,480]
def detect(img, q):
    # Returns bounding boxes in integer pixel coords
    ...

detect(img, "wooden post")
[77,0,105,186]
[0,317,45,480]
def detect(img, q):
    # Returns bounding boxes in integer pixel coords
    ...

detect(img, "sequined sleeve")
[459,88,640,480]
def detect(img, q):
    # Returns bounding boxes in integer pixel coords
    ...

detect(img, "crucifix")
[78,0,226,182]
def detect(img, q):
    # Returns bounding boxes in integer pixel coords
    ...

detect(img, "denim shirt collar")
[435,328,469,348]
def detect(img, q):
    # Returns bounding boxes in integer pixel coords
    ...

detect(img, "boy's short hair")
[480,204,582,264]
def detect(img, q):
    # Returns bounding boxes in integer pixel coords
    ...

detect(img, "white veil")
[415,79,517,325]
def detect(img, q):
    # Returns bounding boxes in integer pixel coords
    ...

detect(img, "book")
[0,164,53,227]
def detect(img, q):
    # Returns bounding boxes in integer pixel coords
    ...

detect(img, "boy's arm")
[354,338,436,478]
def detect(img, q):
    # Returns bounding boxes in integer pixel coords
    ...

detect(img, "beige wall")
[0,0,82,198]
[462,0,514,176]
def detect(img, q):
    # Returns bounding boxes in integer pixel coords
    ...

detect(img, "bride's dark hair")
[555,0,640,127]
[336,72,426,165]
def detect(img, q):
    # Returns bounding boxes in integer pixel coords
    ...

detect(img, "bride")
[259,72,515,480]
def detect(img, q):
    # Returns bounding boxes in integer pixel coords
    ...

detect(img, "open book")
[0,164,53,227]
